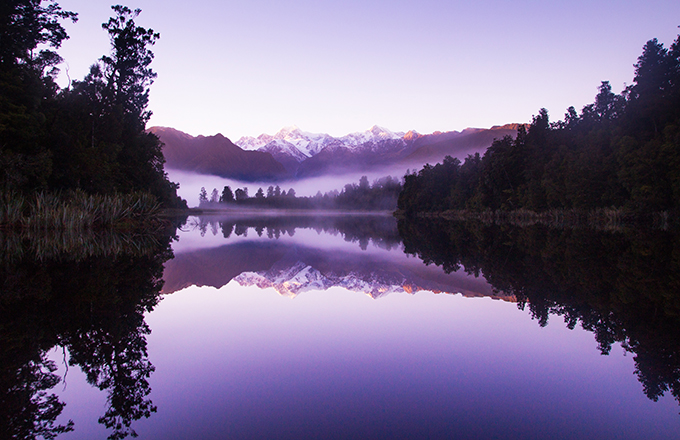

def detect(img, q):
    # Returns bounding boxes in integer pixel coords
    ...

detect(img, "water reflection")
[3,214,680,439]
[165,214,505,300]
[185,212,402,250]
[398,218,680,408]
[0,230,174,439]
[171,213,680,413]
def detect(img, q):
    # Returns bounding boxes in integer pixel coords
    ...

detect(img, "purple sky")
[56,0,680,139]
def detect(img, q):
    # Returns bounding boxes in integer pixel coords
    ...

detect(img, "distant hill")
[400,124,523,166]
[149,127,288,181]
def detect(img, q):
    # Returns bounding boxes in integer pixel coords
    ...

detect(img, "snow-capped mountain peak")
[259,139,309,162]
[235,125,409,157]
[369,125,400,138]
[273,125,304,139]
[338,125,405,148]
[236,126,336,157]
[235,133,274,151]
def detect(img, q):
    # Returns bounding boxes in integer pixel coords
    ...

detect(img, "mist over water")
[167,167,408,207]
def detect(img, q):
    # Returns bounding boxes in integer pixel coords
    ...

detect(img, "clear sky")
[55,0,680,139]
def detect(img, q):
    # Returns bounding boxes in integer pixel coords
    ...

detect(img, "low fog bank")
[189,208,396,217]
[166,166,410,207]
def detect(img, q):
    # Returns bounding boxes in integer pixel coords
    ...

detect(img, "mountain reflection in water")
[1,214,680,439]
[164,214,507,300]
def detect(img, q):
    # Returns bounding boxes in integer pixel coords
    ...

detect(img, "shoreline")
[173,207,396,217]
[394,208,676,230]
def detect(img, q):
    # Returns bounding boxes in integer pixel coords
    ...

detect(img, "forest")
[398,33,680,218]
[197,175,402,211]
[0,1,185,215]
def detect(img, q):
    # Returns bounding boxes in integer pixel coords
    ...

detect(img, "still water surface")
[8,214,680,439]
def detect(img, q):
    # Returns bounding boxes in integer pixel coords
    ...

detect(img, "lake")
[3,213,680,439]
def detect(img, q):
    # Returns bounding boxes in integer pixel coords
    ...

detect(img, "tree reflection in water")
[398,218,680,407]
[0,230,174,439]
[5,214,680,438]
[186,213,402,251]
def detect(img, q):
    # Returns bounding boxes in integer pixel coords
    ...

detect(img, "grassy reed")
[0,190,162,232]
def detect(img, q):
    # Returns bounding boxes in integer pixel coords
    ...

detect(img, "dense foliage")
[398,33,680,215]
[0,2,185,208]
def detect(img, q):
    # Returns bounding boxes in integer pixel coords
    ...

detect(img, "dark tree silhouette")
[398,32,680,217]
[220,186,234,203]
[0,2,185,208]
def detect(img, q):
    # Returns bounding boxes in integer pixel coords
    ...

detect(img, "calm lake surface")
[4,213,680,439]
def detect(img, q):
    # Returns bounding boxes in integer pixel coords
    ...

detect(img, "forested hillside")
[398,33,680,216]
[0,2,185,208]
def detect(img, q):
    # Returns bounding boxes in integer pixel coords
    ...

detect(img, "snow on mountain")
[236,125,336,157]
[258,139,309,162]
[235,125,408,158]
[236,132,275,150]
[403,130,422,141]
[339,125,405,148]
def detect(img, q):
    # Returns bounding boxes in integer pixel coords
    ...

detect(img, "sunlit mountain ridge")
[151,124,523,181]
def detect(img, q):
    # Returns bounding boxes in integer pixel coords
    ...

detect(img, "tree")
[199,187,208,204]
[255,187,264,199]
[590,81,624,122]
[626,38,673,135]
[94,5,181,206]
[100,5,159,123]
[0,0,77,69]
[0,3,185,207]
[0,0,77,192]
[234,187,248,202]
[631,39,670,101]
[220,185,234,203]
[210,188,219,203]
[359,175,370,190]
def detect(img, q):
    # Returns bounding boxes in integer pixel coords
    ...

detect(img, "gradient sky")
[55,0,680,139]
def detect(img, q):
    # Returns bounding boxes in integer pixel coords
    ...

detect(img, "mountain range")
[150,124,523,181]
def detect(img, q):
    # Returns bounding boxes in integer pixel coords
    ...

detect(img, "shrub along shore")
[0,191,167,232]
